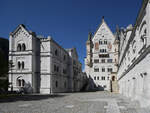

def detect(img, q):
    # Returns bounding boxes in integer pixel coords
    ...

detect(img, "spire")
[88,32,92,40]
[116,25,119,33]
[102,16,105,22]
[116,25,120,41]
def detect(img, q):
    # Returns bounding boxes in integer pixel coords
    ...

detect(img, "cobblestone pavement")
[0,91,150,113]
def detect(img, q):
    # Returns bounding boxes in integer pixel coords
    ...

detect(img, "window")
[108,68,112,72]
[18,61,21,69]
[22,43,26,51]
[17,79,25,87]
[94,76,96,80]
[100,49,106,53]
[107,59,112,63]
[54,65,57,71]
[99,40,103,45]
[55,49,58,56]
[104,40,107,44]
[56,81,58,88]
[22,80,25,86]
[63,69,67,74]
[101,59,105,63]
[103,85,106,88]
[22,62,24,69]
[97,76,99,80]
[94,59,99,63]
[112,76,115,81]
[57,66,59,72]
[64,55,66,60]
[144,29,147,35]
[17,44,21,51]
[18,79,21,86]
[101,76,105,80]
[94,68,99,72]
[99,54,109,58]
[64,82,66,88]
[107,77,109,80]
[102,68,105,72]
[132,40,136,54]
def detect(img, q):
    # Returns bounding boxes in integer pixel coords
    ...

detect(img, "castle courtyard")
[0,91,149,113]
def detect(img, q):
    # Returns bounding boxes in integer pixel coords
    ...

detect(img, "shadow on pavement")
[0,94,67,103]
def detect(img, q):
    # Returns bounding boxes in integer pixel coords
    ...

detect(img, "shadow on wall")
[80,75,104,92]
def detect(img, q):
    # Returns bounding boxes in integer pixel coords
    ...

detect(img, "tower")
[86,32,93,67]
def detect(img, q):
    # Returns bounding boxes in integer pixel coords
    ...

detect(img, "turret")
[86,32,93,67]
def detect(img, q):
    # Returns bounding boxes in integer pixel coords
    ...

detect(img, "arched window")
[104,40,107,44]
[22,43,26,51]
[64,82,66,88]
[132,40,136,54]
[112,76,115,81]
[17,44,21,51]
[55,49,58,56]
[22,79,25,86]
[18,79,21,86]
[22,62,24,69]
[99,40,103,45]
[18,61,21,69]
[56,81,58,88]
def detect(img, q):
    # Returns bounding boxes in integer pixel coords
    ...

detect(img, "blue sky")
[0,0,142,69]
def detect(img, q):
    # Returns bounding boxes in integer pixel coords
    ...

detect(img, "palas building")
[117,0,150,107]
[8,24,86,94]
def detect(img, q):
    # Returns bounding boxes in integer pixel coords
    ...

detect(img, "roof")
[91,16,115,40]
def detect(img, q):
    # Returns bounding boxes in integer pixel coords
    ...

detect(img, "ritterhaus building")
[9,24,86,94]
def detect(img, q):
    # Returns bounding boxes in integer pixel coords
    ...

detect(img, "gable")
[10,25,33,51]
[92,20,115,42]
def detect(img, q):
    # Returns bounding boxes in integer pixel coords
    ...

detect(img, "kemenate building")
[117,0,150,107]
[8,24,86,94]
[84,17,119,91]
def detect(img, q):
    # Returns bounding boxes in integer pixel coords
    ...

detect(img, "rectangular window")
[102,68,105,72]
[99,54,109,58]
[54,65,57,72]
[108,68,113,72]
[63,69,67,74]
[94,68,99,72]
[97,76,99,80]
[101,59,105,63]
[107,59,112,63]
[94,59,99,63]
[101,76,105,80]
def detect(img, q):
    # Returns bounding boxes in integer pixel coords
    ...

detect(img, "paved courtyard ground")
[0,91,150,113]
